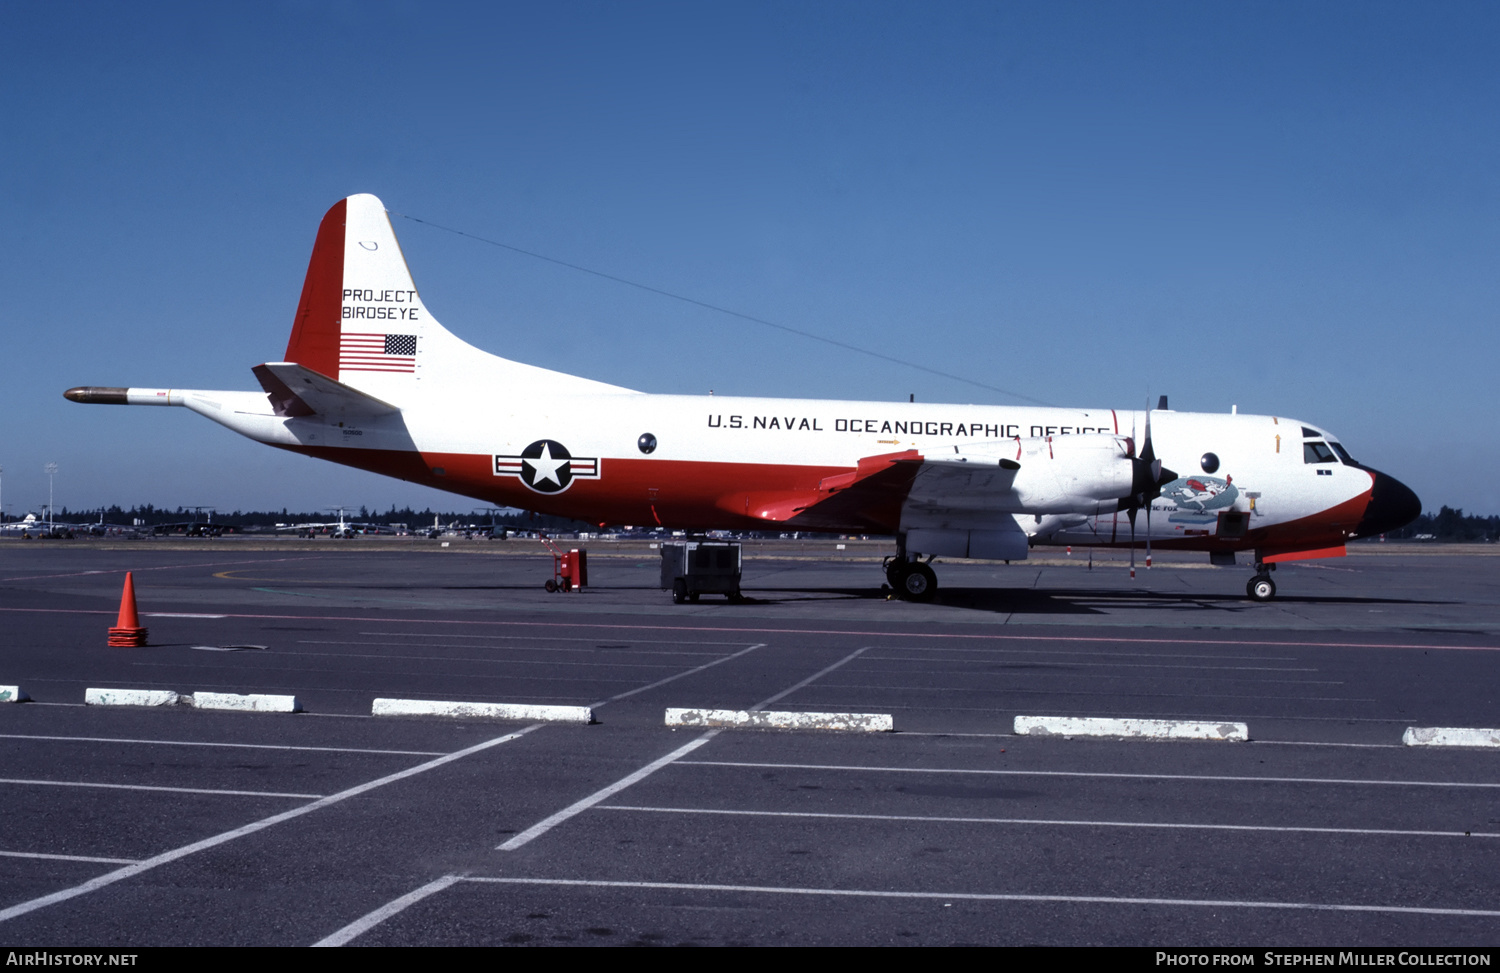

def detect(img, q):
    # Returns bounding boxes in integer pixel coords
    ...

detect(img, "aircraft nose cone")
[1355,469,1421,538]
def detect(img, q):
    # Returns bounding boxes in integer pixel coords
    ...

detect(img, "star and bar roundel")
[493,440,601,494]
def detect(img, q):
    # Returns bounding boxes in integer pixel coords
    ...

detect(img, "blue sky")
[3,1,1497,517]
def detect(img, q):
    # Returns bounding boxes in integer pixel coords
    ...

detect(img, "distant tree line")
[52,504,593,531]
[43,503,1500,542]
[1381,507,1499,542]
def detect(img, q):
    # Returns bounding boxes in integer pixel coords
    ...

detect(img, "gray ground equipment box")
[660,540,743,604]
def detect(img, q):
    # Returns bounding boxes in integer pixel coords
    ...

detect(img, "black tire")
[1246,575,1276,602]
[672,579,688,604]
[544,579,557,593]
[899,562,938,602]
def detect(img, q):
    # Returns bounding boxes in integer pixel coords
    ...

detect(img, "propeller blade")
[1128,505,1137,580]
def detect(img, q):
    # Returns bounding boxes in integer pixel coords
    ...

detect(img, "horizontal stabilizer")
[252,362,399,419]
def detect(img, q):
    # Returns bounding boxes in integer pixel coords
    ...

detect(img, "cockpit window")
[1301,427,1321,438]
[1329,442,1356,465]
[1304,441,1337,464]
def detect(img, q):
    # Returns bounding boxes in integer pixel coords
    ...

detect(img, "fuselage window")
[1303,441,1337,464]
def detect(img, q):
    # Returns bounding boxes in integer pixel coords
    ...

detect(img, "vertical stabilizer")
[282,194,438,402]
[278,194,636,402]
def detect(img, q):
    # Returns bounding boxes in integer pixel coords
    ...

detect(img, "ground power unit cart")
[660,540,743,603]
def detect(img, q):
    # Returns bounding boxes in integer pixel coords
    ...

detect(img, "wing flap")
[770,450,923,531]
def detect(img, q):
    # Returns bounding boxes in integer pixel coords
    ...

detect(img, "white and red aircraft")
[67,194,1420,601]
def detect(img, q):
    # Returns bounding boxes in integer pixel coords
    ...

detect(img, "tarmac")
[0,537,1497,946]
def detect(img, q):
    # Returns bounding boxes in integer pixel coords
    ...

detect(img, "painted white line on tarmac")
[666,708,893,732]
[3,608,1496,652]
[189,691,300,713]
[145,613,228,619]
[679,760,1500,789]
[1403,727,1500,748]
[591,643,766,708]
[0,733,444,756]
[0,555,324,584]
[0,850,142,865]
[0,724,542,926]
[1014,715,1248,741]
[294,645,728,664]
[371,698,592,723]
[867,653,1317,671]
[750,648,872,712]
[889,731,1399,747]
[0,777,320,799]
[85,688,179,707]
[598,805,1500,840]
[808,683,1368,703]
[0,686,29,703]
[870,645,1302,662]
[303,644,727,669]
[498,732,721,851]
[499,647,873,852]
[1254,740,1403,750]
[355,632,755,646]
[312,875,464,947]
[465,876,1500,919]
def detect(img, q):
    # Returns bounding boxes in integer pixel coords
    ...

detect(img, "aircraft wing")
[252,363,399,419]
[773,435,1138,533]
[742,450,920,532]
[782,452,1023,531]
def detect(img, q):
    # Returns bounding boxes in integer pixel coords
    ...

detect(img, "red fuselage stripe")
[274,444,1375,552]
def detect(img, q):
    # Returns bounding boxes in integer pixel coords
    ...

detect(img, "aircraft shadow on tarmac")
[736,586,1452,616]
[369,582,1451,616]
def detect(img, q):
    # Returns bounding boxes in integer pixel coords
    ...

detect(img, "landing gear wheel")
[1247,575,1276,602]
[671,579,688,605]
[884,558,905,588]
[898,562,938,602]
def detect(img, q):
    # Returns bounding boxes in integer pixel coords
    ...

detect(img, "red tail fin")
[283,198,346,378]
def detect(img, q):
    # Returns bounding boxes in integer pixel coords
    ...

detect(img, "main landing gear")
[1246,561,1276,602]
[884,555,938,602]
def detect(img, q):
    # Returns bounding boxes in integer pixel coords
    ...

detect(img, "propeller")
[1123,402,1177,580]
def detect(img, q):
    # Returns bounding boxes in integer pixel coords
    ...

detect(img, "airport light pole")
[0,465,5,526]
[44,463,57,528]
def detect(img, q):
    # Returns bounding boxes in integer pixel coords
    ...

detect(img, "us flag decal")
[339,332,417,373]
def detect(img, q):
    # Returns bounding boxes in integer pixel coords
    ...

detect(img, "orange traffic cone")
[107,572,148,647]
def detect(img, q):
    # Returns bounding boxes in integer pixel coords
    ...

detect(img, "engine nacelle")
[948,434,1134,514]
